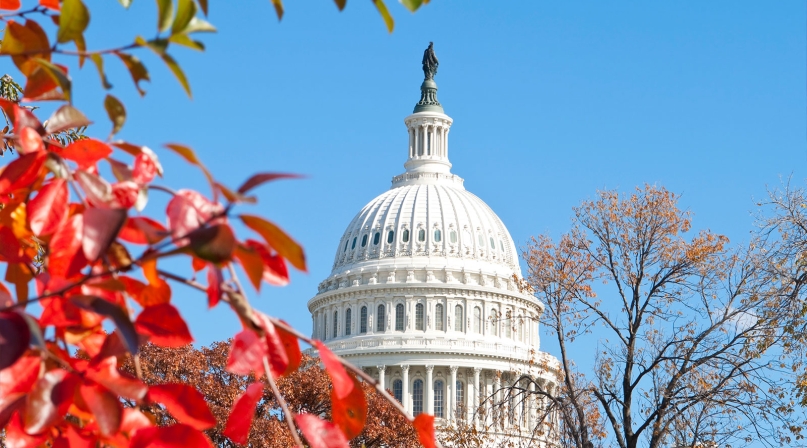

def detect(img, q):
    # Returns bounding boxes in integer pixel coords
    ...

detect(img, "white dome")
[331,180,521,277]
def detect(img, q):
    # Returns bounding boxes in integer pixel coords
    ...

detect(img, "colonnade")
[370,363,556,434]
[408,122,449,159]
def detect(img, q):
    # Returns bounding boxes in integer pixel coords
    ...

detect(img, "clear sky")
[42,1,806,351]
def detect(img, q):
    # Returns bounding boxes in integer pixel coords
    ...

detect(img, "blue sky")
[24,1,807,350]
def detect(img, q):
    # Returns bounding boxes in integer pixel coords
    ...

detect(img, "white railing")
[325,336,543,361]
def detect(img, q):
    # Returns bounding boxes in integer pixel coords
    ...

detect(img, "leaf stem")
[262,356,305,447]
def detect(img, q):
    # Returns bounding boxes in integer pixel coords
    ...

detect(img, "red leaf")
[48,214,87,279]
[133,152,158,185]
[147,384,216,430]
[23,368,79,434]
[118,217,168,245]
[130,424,213,448]
[0,394,25,430]
[86,357,147,401]
[79,382,122,436]
[0,282,11,308]
[240,214,306,272]
[134,303,193,347]
[17,127,44,154]
[0,150,46,195]
[166,189,223,243]
[413,413,437,448]
[5,412,48,448]
[60,139,112,168]
[275,320,301,376]
[38,0,59,11]
[295,413,349,448]
[82,207,127,262]
[0,312,30,370]
[222,382,264,445]
[70,295,139,355]
[28,179,68,236]
[331,374,367,440]
[0,227,27,263]
[75,169,112,207]
[226,330,265,376]
[246,240,290,286]
[233,244,264,291]
[120,407,153,435]
[236,172,301,194]
[134,278,171,307]
[0,355,39,396]
[110,180,140,208]
[0,0,21,11]
[206,264,222,308]
[315,340,353,400]
[11,103,44,134]
[255,313,288,378]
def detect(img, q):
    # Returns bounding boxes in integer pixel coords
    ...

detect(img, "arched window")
[491,309,499,336]
[361,234,368,247]
[478,233,484,247]
[393,379,403,403]
[434,229,442,242]
[333,311,338,338]
[434,380,444,418]
[473,306,481,334]
[435,304,444,331]
[402,229,410,243]
[505,309,512,339]
[387,230,394,244]
[345,308,352,336]
[360,306,367,334]
[490,237,495,249]
[456,381,464,419]
[415,303,424,331]
[454,305,464,332]
[343,239,349,252]
[418,229,426,242]
[351,237,357,250]
[500,239,505,251]
[373,232,380,245]
[413,379,424,415]
[395,304,404,331]
[450,230,457,244]
[376,305,386,332]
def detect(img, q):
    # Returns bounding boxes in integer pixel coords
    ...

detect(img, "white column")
[402,365,410,413]
[426,365,434,415]
[471,368,481,425]
[377,365,386,391]
[527,379,536,431]
[494,372,501,429]
[420,125,426,157]
[449,365,458,422]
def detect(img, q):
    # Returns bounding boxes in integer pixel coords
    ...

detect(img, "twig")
[263,356,305,447]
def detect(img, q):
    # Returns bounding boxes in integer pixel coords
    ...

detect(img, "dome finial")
[414,42,443,113]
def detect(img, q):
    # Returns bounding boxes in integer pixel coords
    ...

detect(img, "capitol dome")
[309,46,558,443]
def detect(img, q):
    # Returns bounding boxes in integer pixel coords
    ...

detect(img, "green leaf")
[399,0,423,12]
[183,16,216,34]
[135,36,168,55]
[90,54,113,90]
[104,94,126,137]
[270,0,284,20]
[57,0,90,44]
[373,0,394,33]
[333,0,346,11]
[115,52,150,96]
[156,0,173,33]
[160,53,191,98]
[196,0,208,16]
[172,0,196,35]
[118,0,134,8]
[168,34,205,51]
[32,58,71,102]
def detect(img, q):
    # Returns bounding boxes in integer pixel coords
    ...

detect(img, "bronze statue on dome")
[422,42,439,80]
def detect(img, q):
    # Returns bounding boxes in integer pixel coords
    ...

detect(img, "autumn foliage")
[0,1,438,447]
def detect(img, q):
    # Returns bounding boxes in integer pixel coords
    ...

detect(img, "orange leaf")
[233,244,264,291]
[118,216,168,245]
[39,0,59,10]
[206,264,222,308]
[60,139,112,169]
[240,214,306,272]
[147,384,216,430]
[236,172,301,195]
[0,0,21,10]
